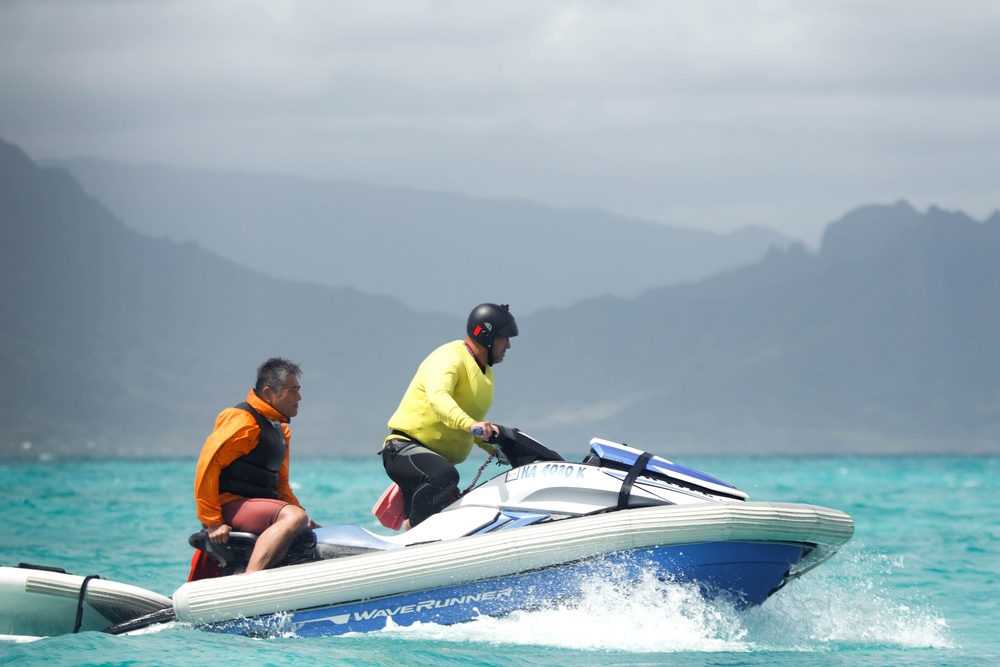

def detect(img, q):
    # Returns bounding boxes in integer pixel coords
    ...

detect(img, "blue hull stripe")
[207,541,804,638]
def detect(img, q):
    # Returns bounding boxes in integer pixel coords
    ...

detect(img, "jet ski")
[1,429,854,640]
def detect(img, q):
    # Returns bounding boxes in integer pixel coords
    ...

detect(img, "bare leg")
[245,504,308,573]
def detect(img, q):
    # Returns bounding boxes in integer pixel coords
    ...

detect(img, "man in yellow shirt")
[194,358,317,573]
[381,303,518,528]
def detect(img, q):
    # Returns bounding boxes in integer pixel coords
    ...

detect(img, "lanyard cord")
[461,453,496,495]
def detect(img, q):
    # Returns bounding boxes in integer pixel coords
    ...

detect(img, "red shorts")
[221,498,289,535]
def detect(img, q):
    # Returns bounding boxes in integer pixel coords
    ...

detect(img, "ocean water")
[1,453,996,666]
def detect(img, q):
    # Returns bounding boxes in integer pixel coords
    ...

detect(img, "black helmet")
[467,303,518,365]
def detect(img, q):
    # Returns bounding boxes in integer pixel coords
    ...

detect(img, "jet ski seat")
[313,525,403,557]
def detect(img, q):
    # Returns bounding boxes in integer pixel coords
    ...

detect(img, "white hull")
[0,566,172,639]
[173,501,853,631]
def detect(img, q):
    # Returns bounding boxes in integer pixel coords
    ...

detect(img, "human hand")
[207,523,232,544]
[470,421,496,439]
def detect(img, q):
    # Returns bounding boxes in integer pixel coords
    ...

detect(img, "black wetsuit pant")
[380,437,460,527]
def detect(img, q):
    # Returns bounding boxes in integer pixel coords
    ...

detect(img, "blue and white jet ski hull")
[174,501,853,638]
[215,540,806,637]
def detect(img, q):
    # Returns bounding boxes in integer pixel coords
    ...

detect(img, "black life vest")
[218,402,287,500]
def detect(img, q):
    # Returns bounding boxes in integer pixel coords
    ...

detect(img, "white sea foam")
[385,546,954,652]
[748,546,955,650]
[387,572,750,652]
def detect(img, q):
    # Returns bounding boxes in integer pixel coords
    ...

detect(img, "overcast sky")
[2,1,999,245]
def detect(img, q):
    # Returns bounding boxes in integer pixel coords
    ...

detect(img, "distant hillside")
[498,201,1000,454]
[4,135,998,458]
[1,137,456,459]
[49,157,792,314]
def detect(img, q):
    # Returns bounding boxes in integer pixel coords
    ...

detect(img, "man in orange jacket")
[194,358,317,573]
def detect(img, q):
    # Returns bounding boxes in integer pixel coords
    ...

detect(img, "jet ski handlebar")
[482,424,565,467]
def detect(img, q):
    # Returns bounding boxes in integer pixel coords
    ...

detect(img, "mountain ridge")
[4,136,998,458]
[495,201,1000,453]
[47,156,794,315]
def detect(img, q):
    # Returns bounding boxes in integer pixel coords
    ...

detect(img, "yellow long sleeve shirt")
[386,340,495,464]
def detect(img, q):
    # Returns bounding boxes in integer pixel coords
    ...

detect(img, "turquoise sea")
[1,453,996,666]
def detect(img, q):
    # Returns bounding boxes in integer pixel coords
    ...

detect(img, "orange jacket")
[194,389,302,527]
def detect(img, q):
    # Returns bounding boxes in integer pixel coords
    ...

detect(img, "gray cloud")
[2,0,999,244]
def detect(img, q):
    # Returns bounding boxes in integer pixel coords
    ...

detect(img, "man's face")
[491,336,512,365]
[265,377,301,418]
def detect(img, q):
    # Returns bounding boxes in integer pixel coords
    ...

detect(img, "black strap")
[18,562,68,573]
[617,451,654,509]
[73,575,101,633]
